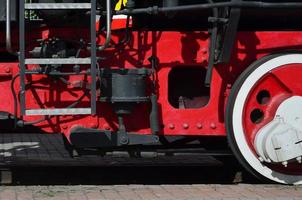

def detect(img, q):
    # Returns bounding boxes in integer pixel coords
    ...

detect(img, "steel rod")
[98,0,111,51]
[115,1,302,15]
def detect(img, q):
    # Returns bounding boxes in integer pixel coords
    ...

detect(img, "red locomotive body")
[1,0,302,184]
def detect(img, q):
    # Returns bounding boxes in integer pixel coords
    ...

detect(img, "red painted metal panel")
[1,29,302,138]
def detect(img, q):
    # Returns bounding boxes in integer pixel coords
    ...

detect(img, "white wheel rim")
[232,54,302,185]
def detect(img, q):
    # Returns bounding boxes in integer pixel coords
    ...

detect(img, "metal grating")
[25,58,91,65]
[25,3,91,10]
[25,108,92,116]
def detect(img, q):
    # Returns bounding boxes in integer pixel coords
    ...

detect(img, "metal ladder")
[19,1,97,116]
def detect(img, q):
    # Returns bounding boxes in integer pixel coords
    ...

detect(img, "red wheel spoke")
[268,72,292,94]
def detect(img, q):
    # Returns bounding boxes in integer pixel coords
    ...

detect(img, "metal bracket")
[69,126,160,148]
[205,0,241,86]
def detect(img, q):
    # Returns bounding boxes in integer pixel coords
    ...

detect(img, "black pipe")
[148,56,160,135]
[150,94,160,134]
[205,0,218,87]
[163,0,179,18]
[115,1,302,15]
[163,0,179,8]
[126,0,135,9]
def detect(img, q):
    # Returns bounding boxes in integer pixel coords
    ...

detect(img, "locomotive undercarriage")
[1,0,302,184]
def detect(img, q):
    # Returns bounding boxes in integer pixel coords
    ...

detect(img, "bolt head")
[168,123,175,130]
[210,123,216,129]
[120,136,129,145]
[183,123,189,129]
[282,161,288,167]
[196,123,203,129]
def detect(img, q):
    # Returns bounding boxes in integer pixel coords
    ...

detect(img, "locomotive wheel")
[226,53,302,184]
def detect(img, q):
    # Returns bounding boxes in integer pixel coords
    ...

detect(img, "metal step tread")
[24,3,91,10]
[25,58,91,65]
[25,108,92,116]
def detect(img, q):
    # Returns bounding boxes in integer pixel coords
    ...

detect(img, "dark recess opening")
[168,67,210,109]
[250,108,264,124]
[256,90,271,105]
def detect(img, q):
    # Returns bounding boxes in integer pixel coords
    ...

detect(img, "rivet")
[196,123,203,129]
[210,123,216,129]
[168,123,175,130]
[183,123,189,129]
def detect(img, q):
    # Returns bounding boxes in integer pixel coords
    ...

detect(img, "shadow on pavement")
[9,159,260,186]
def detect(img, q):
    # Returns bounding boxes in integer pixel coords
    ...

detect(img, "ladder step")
[25,58,91,65]
[25,108,92,116]
[25,3,91,10]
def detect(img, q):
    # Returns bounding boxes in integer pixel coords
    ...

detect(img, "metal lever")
[98,0,112,51]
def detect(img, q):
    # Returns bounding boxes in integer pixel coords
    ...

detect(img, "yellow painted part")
[115,0,128,11]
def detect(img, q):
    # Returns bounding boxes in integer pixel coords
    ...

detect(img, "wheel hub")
[254,96,302,167]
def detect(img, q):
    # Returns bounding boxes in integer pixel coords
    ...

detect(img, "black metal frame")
[90,0,97,114]
[19,0,25,115]
[205,0,242,86]
[69,126,159,148]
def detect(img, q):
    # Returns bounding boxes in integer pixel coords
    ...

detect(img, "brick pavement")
[0,184,301,200]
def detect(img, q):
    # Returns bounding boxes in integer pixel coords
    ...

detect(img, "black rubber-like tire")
[225,52,302,184]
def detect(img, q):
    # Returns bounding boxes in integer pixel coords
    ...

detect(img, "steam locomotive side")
[1,0,302,184]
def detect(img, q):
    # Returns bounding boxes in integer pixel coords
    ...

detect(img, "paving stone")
[0,188,16,200]
[101,189,124,200]
[85,191,106,200]
[0,185,301,200]
[68,191,87,200]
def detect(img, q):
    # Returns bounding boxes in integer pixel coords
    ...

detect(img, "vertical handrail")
[19,0,26,115]
[6,0,14,54]
[91,0,97,114]
[98,0,111,51]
